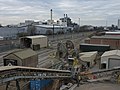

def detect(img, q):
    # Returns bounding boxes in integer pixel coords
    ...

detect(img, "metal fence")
[0,44,20,53]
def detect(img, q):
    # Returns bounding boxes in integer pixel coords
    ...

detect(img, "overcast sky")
[0,0,120,26]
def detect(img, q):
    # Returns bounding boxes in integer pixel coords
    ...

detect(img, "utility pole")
[79,18,80,31]
[79,18,80,27]
[53,24,54,39]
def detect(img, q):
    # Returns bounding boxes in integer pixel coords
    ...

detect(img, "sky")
[0,0,120,26]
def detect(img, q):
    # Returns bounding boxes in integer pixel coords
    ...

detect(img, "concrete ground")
[75,82,120,90]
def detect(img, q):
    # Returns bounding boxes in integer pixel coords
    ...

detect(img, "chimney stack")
[50,9,52,21]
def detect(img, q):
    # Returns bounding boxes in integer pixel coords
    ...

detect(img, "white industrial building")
[101,50,120,69]
[20,35,48,50]
[118,19,120,29]
[79,51,98,67]
[35,25,67,35]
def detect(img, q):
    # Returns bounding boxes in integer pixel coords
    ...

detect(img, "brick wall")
[89,38,120,49]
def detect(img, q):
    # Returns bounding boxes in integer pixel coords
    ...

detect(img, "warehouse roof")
[4,49,37,60]
[91,35,120,40]
[105,31,120,34]
[101,50,120,57]
[80,43,110,47]
[26,35,47,39]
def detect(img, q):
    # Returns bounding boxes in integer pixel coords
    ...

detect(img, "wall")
[90,38,120,49]
[23,55,38,67]
[35,26,67,35]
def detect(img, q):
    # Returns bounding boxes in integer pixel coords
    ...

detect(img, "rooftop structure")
[26,35,47,39]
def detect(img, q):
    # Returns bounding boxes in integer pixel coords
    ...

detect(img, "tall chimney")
[50,9,52,21]
[64,14,65,22]
[66,14,68,26]
[66,14,67,18]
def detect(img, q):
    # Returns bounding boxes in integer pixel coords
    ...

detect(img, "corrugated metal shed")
[20,35,48,49]
[101,50,120,69]
[101,50,120,57]
[3,49,38,67]
[80,51,98,67]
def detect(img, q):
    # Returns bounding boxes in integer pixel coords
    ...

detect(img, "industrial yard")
[1,0,120,90]
[0,31,120,90]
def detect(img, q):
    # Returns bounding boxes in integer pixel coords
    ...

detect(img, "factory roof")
[4,49,37,60]
[80,43,110,47]
[26,35,47,39]
[91,35,120,40]
[105,31,120,34]
[101,50,120,57]
[80,51,98,62]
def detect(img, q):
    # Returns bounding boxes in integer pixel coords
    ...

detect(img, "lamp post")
[79,18,80,32]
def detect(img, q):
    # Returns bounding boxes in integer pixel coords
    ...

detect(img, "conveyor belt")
[0,66,71,84]
[80,67,120,80]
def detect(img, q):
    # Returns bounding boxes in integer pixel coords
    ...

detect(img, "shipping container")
[30,80,53,90]
[20,35,48,49]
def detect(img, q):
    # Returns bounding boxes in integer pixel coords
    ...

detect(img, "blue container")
[30,80,53,90]
[30,80,36,90]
